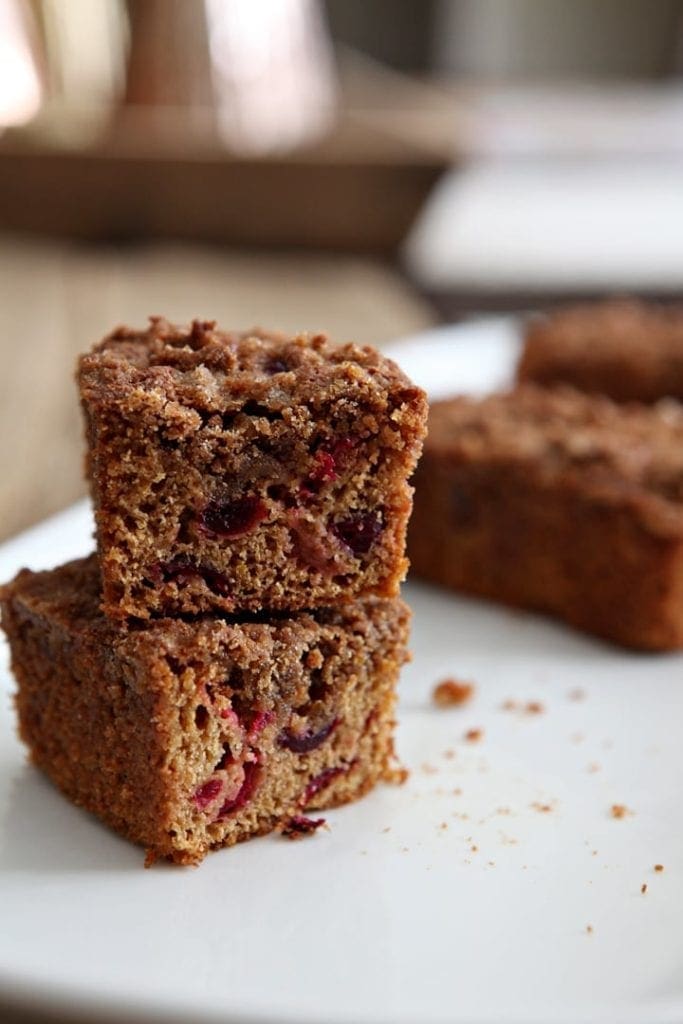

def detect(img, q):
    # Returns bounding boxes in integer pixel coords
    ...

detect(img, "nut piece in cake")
[0,555,410,865]
[408,384,683,650]
[78,319,427,619]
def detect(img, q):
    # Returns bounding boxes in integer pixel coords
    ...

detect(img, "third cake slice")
[408,384,683,650]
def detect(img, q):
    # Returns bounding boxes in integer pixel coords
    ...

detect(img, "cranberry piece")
[218,758,260,817]
[329,436,357,467]
[301,764,346,805]
[289,519,344,575]
[332,512,383,556]
[159,558,199,587]
[158,559,232,597]
[265,357,289,375]
[301,437,358,498]
[201,568,232,596]
[248,709,274,740]
[200,496,267,539]
[278,717,338,754]
[282,815,327,839]
[193,777,224,811]
[214,742,234,770]
[310,450,337,484]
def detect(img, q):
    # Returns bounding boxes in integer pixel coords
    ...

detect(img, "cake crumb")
[568,688,586,701]
[421,762,438,775]
[531,802,553,813]
[501,698,519,711]
[386,763,410,785]
[432,678,474,707]
[439,821,448,831]
[587,762,601,773]
[281,815,327,839]
[586,924,594,935]
[453,787,463,796]
[525,700,544,715]
[464,728,483,743]
[610,804,632,820]
[641,883,648,894]
[382,827,391,834]
[470,844,479,853]
[655,864,664,872]
[442,748,456,760]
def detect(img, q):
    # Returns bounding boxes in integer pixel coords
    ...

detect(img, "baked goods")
[518,298,683,402]
[78,318,427,619]
[1,555,409,865]
[408,384,683,650]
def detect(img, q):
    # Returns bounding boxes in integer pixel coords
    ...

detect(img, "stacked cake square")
[1,319,427,864]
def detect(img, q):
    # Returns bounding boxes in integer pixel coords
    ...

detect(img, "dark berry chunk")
[193,777,224,811]
[332,512,383,556]
[302,764,347,806]
[199,496,267,539]
[158,559,233,598]
[328,436,357,467]
[300,437,358,498]
[218,757,260,817]
[281,815,327,839]
[248,709,274,739]
[278,717,338,754]
[214,742,234,770]
[264,357,289,375]
[201,568,232,597]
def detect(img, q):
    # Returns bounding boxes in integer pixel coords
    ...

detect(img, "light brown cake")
[408,384,683,650]
[78,318,427,620]
[1,555,410,865]
[518,298,683,402]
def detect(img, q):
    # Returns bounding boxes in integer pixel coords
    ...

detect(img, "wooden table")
[0,237,435,543]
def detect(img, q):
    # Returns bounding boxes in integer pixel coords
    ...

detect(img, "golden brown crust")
[408,386,683,650]
[518,299,683,402]
[1,555,410,865]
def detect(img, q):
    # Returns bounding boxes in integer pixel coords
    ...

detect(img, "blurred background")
[3,0,683,543]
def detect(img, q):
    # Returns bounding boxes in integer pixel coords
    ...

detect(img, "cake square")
[408,385,683,650]
[78,319,427,619]
[1,555,410,865]
[518,298,683,403]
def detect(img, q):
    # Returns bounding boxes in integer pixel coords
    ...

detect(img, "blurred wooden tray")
[0,111,447,253]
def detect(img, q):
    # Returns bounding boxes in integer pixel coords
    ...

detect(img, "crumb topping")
[426,385,683,532]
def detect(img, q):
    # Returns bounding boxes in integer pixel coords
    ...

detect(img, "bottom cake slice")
[0,555,409,865]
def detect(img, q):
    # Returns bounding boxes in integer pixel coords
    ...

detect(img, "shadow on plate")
[404,578,680,663]
[0,764,141,873]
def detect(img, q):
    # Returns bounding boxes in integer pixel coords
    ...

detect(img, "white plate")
[2,318,683,1024]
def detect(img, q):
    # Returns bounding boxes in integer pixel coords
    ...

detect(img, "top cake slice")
[78,318,427,619]
[518,298,683,403]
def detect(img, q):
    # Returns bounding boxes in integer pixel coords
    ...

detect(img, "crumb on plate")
[432,678,474,707]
